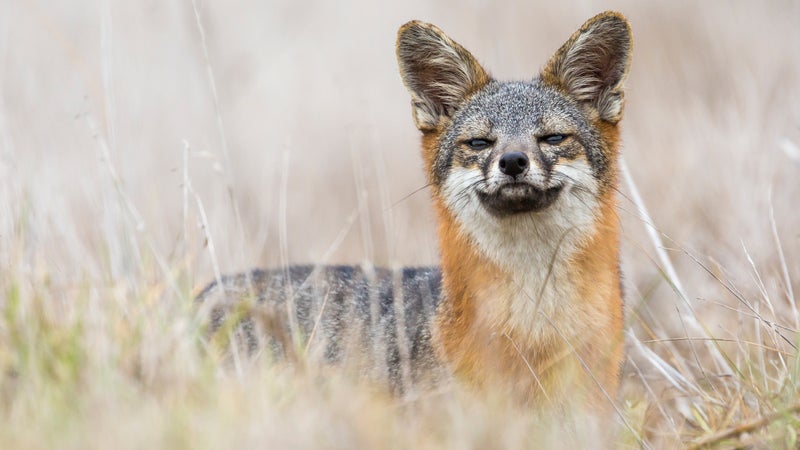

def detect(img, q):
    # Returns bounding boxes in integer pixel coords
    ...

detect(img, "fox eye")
[542,134,567,145]
[465,138,493,150]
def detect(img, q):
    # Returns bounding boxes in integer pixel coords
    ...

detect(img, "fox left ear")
[542,12,632,124]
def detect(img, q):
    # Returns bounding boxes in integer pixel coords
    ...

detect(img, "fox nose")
[498,152,529,177]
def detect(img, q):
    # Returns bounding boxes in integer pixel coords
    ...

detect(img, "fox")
[197,11,632,410]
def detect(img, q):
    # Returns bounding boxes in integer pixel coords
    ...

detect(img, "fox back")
[197,265,444,393]
[198,12,632,409]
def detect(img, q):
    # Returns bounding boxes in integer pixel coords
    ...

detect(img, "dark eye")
[542,134,567,145]
[466,138,493,150]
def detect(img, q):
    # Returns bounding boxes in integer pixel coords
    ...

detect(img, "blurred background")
[1,0,799,368]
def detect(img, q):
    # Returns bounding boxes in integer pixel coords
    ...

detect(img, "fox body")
[198,265,444,390]
[199,12,631,407]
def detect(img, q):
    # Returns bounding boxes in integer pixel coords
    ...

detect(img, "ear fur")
[396,21,490,132]
[541,12,632,124]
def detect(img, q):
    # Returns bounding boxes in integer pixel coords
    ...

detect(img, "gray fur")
[196,265,443,394]
[433,80,607,187]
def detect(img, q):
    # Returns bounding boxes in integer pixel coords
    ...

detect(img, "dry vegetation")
[1,0,799,448]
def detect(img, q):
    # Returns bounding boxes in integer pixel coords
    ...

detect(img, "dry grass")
[1,0,799,448]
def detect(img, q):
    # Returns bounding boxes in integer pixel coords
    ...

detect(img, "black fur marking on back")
[196,265,443,394]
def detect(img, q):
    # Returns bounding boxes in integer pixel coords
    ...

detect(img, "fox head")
[396,12,632,265]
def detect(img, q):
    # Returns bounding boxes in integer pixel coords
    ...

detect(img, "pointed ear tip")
[398,20,421,34]
[588,11,632,35]
[397,20,439,39]
[591,11,630,24]
[397,21,420,56]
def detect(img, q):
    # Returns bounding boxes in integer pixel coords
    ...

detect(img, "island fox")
[198,11,632,409]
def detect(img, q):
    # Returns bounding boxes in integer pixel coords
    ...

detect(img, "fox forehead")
[449,80,586,136]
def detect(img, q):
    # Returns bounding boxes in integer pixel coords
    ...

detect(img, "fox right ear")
[396,21,490,132]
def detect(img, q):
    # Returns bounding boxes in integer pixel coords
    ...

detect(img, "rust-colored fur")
[428,121,623,408]
[398,12,631,409]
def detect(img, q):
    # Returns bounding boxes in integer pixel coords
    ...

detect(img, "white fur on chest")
[441,163,601,343]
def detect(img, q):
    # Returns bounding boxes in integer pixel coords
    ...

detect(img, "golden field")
[1,1,799,448]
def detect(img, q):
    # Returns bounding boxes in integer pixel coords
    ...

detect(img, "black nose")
[498,152,529,177]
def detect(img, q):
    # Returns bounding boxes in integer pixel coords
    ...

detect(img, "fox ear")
[396,21,490,132]
[542,12,632,124]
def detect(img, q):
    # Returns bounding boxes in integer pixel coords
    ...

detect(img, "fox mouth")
[477,182,563,216]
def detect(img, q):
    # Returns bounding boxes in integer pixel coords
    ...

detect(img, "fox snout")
[476,146,566,216]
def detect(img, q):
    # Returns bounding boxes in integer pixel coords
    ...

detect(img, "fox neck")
[430,156,623,399]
